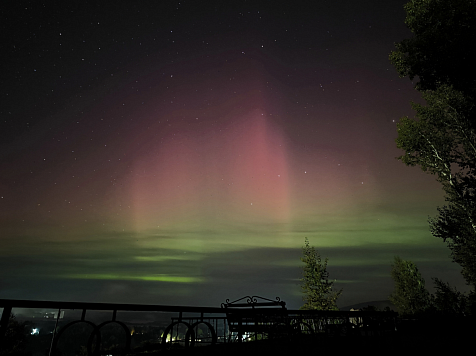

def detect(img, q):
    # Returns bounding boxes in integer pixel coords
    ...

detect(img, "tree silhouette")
[389,256,431,316]
[432,277,468,315]
[300,238,342,310]
[392,0,476,288]
[390,0,476,95]
[0,313,29,356]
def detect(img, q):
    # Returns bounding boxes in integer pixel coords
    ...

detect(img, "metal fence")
[0,298,398,355]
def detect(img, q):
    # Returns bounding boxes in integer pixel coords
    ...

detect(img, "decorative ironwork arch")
[52,319,100,356]
[89,320,131,355]
[221,295,285,308]
[161,320,193,347]
[185,320,217,347]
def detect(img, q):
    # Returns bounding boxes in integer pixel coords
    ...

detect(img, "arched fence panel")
[91,320,131,355]
[185,320,217,347]
[161,320,192,348]
[52,319,100,356]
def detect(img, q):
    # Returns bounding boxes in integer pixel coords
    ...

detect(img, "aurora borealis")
[0,1,469,308]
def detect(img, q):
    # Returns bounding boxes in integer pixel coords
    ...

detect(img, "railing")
[0,298,398,355]
[0,299,227,355]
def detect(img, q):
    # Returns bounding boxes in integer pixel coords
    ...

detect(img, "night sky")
[0,0,468,309]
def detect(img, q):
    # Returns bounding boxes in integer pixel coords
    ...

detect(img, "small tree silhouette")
[300,238,342,310]
[389,256,431,316]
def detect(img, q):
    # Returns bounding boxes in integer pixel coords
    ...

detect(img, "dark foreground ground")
[144,318,475,356]
[140,334,469,356]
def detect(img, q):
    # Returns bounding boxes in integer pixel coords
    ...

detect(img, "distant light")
[31,328,39,335]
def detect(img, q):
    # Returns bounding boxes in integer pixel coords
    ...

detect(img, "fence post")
[0,305,12,345]
[48,308,62,356]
